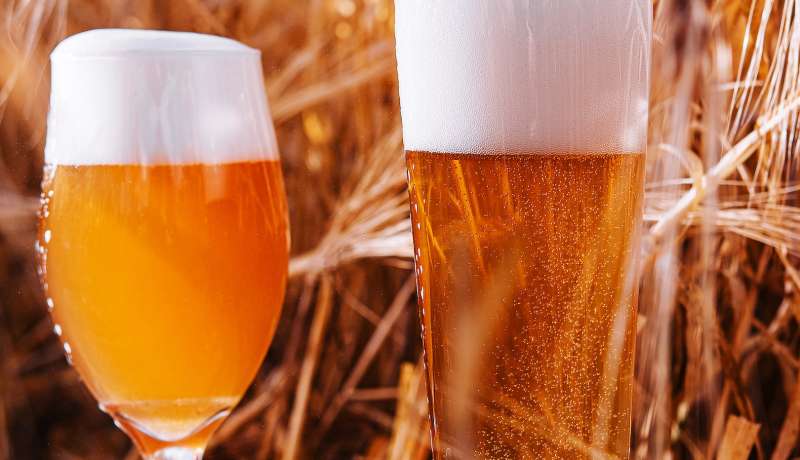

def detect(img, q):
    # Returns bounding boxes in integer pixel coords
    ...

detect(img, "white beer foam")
[46,29,279,165]
[395,0,652,154]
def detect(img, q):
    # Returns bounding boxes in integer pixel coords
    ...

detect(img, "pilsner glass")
[37,29,289,459]
[395,2,651,458]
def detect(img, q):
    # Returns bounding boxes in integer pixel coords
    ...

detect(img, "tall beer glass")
[395,2,651,458]
[37,30,288,459]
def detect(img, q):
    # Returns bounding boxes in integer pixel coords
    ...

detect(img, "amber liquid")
[37,160,289,445]
[406,151,644,459]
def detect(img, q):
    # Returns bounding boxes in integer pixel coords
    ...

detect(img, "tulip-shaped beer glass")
[37,29,289,459]
[396,1,652,458]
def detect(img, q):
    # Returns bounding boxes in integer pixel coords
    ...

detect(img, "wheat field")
[0,0,798,459]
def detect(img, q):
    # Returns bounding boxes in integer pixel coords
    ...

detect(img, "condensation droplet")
[46,297,54,311]
[63,342,73,365]
[53,324,62,336]
[43,230,52,243]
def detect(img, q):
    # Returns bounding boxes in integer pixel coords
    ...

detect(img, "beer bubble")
[46,29,278,166]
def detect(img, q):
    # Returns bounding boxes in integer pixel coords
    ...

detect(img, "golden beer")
[407,151,644,459]
[37,160,288,446]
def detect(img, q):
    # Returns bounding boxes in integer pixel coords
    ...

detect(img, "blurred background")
[0,0,799,459]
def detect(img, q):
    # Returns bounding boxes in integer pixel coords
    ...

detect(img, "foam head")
[395,0,652,154]
[46,29,278,165]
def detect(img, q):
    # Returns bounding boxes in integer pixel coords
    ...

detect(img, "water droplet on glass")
[63,342,73,365]
[43,230,52,243]
[46,297,54,311]
[53,324,62,336]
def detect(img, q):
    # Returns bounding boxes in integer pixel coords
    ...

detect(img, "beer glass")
[37,29,289,459]
[395,1,651,458]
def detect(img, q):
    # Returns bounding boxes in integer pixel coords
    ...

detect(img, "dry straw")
[0,0,798,458]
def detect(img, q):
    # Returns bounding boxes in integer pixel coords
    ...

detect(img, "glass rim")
[50,48,261,62]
